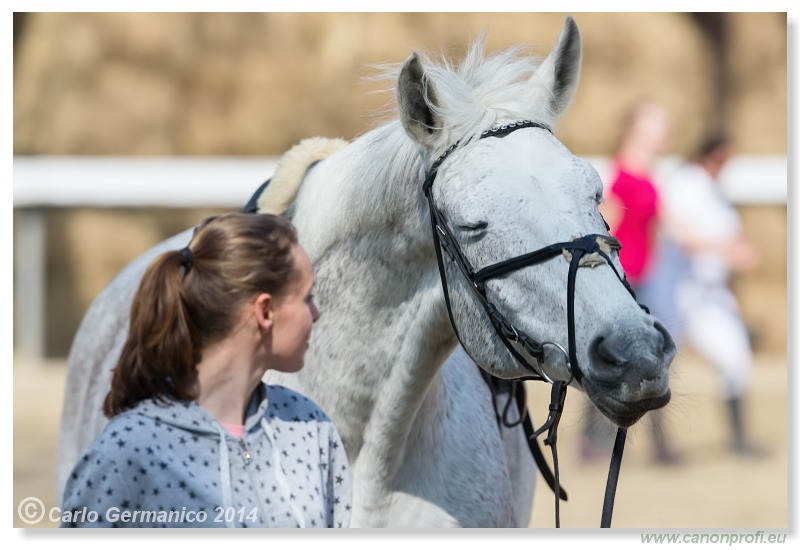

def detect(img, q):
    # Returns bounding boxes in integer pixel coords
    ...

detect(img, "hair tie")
[180,246,193,271]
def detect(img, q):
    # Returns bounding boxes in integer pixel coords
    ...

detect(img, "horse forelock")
[375,37,555,160]
[426,41,554,145]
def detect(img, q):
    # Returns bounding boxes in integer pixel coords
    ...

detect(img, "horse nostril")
[594,336,628,367]
[653,320,676,354]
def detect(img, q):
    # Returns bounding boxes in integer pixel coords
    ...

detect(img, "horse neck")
[290,121,458,479]
[291,121,430,259]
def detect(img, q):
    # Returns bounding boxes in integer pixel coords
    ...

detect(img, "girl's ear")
[253,293,274,330]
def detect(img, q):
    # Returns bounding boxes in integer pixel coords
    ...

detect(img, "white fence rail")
[13,156,280,208]
[12,155,787,359]
[13,155,787,208]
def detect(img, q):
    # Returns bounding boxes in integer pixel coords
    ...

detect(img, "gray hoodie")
[60,383,352,528]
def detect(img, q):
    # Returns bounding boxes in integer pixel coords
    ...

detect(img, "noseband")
[422,120,640,528]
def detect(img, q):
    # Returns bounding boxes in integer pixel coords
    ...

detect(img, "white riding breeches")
[677,282,752,399]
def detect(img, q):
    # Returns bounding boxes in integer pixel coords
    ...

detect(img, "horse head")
[397,17,675,427]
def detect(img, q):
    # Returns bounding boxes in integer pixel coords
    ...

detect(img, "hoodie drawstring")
[215,424,237,528]
[260,418,306,528]
[215,417,307,528]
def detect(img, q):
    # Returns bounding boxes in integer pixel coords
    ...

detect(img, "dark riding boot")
[726,396,769,458]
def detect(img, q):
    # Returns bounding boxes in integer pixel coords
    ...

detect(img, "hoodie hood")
[130,383,270,437]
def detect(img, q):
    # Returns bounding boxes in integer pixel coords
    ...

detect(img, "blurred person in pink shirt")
[580,100,681,464]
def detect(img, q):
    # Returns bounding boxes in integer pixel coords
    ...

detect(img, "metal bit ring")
[540,341,574,386]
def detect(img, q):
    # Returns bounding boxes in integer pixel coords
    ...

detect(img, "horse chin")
[588,388,672,428]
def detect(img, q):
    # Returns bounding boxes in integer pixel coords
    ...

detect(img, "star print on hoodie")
[60,383,352,528]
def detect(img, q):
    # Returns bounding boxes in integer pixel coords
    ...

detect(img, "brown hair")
[694,133,730,162]
[103,213,299,417]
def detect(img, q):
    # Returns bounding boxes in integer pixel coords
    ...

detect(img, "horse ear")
[532,16,582,117]
[397,52,442,148]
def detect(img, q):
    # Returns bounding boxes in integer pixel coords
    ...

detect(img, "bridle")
[422,120,642,528]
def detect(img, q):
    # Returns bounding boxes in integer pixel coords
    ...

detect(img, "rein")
[423,120,638,528]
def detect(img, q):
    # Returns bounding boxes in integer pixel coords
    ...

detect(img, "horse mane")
[374,35,557,159]
[261,37,557,224]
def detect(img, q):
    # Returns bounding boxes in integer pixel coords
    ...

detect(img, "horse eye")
[457,221,488,232]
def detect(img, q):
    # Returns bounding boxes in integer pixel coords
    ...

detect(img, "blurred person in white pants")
[655,135,767,458]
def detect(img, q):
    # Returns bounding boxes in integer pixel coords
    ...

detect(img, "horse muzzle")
[581,318,676,427]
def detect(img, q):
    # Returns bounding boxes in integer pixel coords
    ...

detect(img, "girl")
[61,213,351,527]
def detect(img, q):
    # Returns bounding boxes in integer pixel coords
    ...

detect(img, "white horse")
[56,17,675,527]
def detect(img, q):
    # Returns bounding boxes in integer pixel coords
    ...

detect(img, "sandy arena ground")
[12,349,790,530]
